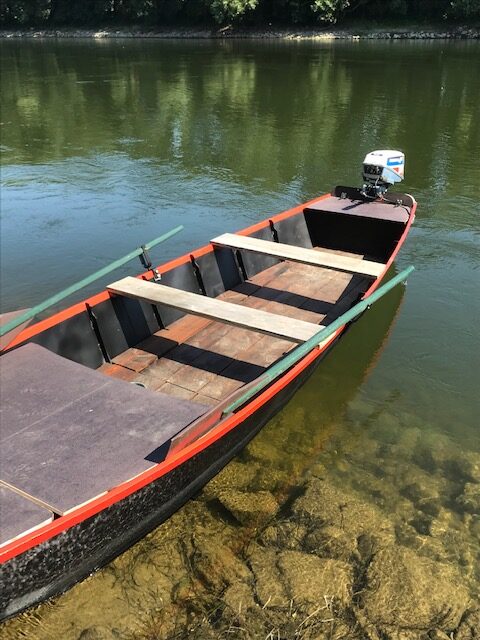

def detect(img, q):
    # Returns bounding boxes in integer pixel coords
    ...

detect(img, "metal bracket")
[234,249,248,281]
[139,245,161,282]
[86,303,111,363]
[269,219,279,243]
[190,255,207,296]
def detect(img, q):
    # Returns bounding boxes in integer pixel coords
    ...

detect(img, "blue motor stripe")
[387,157,404,167]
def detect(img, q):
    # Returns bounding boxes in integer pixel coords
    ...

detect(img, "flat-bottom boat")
[0,153,416,620]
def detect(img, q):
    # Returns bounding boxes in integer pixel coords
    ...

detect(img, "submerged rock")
[246,436,283,465]
[247,544,289,608]
[278,550,353,611]
[455,608,480,639]
[131,540,184,601]
[254,465,290,492]
[217,489,279,526]
[223,581,257,614]
[456,483,480,514]
[78,628,116,640]
[462,453,480,484]
[429,507,457,538]
[304,524,358,561]
[362,545,469,631]
[401,481,442,516]
[202,460,258,499]
[396,426,422,452]
[292,476,394,543]
[192,535,252,591]
[449,452,480,485]
[379,631,432,640]
[429,631,453,640]
[469,515,480,538]
[259,520,306,550]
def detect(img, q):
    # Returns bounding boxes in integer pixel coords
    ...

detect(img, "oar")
[0,226,183,340]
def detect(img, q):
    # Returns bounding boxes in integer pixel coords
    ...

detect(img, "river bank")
[1,24,479,40]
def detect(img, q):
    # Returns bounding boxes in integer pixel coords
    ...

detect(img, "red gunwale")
[0,193,416,564]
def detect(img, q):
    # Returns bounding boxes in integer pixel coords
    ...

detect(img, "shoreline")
[1,25,479,40]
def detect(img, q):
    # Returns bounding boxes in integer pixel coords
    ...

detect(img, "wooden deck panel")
[211,233,384,277]
[305,194,410,223]
[1,344,208,514]
[0,484,54,546]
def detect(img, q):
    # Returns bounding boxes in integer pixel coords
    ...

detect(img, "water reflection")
[1,40,479,195]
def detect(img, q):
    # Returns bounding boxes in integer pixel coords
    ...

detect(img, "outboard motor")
[361,150,405,199]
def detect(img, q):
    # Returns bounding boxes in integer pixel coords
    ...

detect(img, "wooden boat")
[0,183,416,620]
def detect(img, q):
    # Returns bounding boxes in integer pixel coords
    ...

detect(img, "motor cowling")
[362,150,405,198]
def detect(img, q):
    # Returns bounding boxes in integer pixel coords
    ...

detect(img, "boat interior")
[0,192,412,547]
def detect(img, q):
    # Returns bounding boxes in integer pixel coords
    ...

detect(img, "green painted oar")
[0,225,183,339]
[223,265,414,415]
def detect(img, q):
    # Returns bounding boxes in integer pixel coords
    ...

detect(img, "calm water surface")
[0,39,479,638]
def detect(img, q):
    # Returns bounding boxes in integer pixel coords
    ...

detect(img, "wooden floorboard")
[101,255,370,405]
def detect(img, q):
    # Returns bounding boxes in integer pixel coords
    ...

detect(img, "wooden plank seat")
[211,233,384,278]
[0,343,208,515]
[107,278,324,343]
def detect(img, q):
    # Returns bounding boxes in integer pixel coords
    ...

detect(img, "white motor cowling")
[362,149,405,198]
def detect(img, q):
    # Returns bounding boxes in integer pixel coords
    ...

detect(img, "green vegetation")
[1,0,479,27]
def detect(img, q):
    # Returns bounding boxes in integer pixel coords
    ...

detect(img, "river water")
[1,39,479,639]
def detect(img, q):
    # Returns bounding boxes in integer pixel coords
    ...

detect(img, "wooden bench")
[211,233,384,278]
[107,277,323,343]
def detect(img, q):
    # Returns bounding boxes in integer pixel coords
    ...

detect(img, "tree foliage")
[1,0,478,26]
[209,0,258,23]
[310,0,350,24]
[450,0,480,17]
